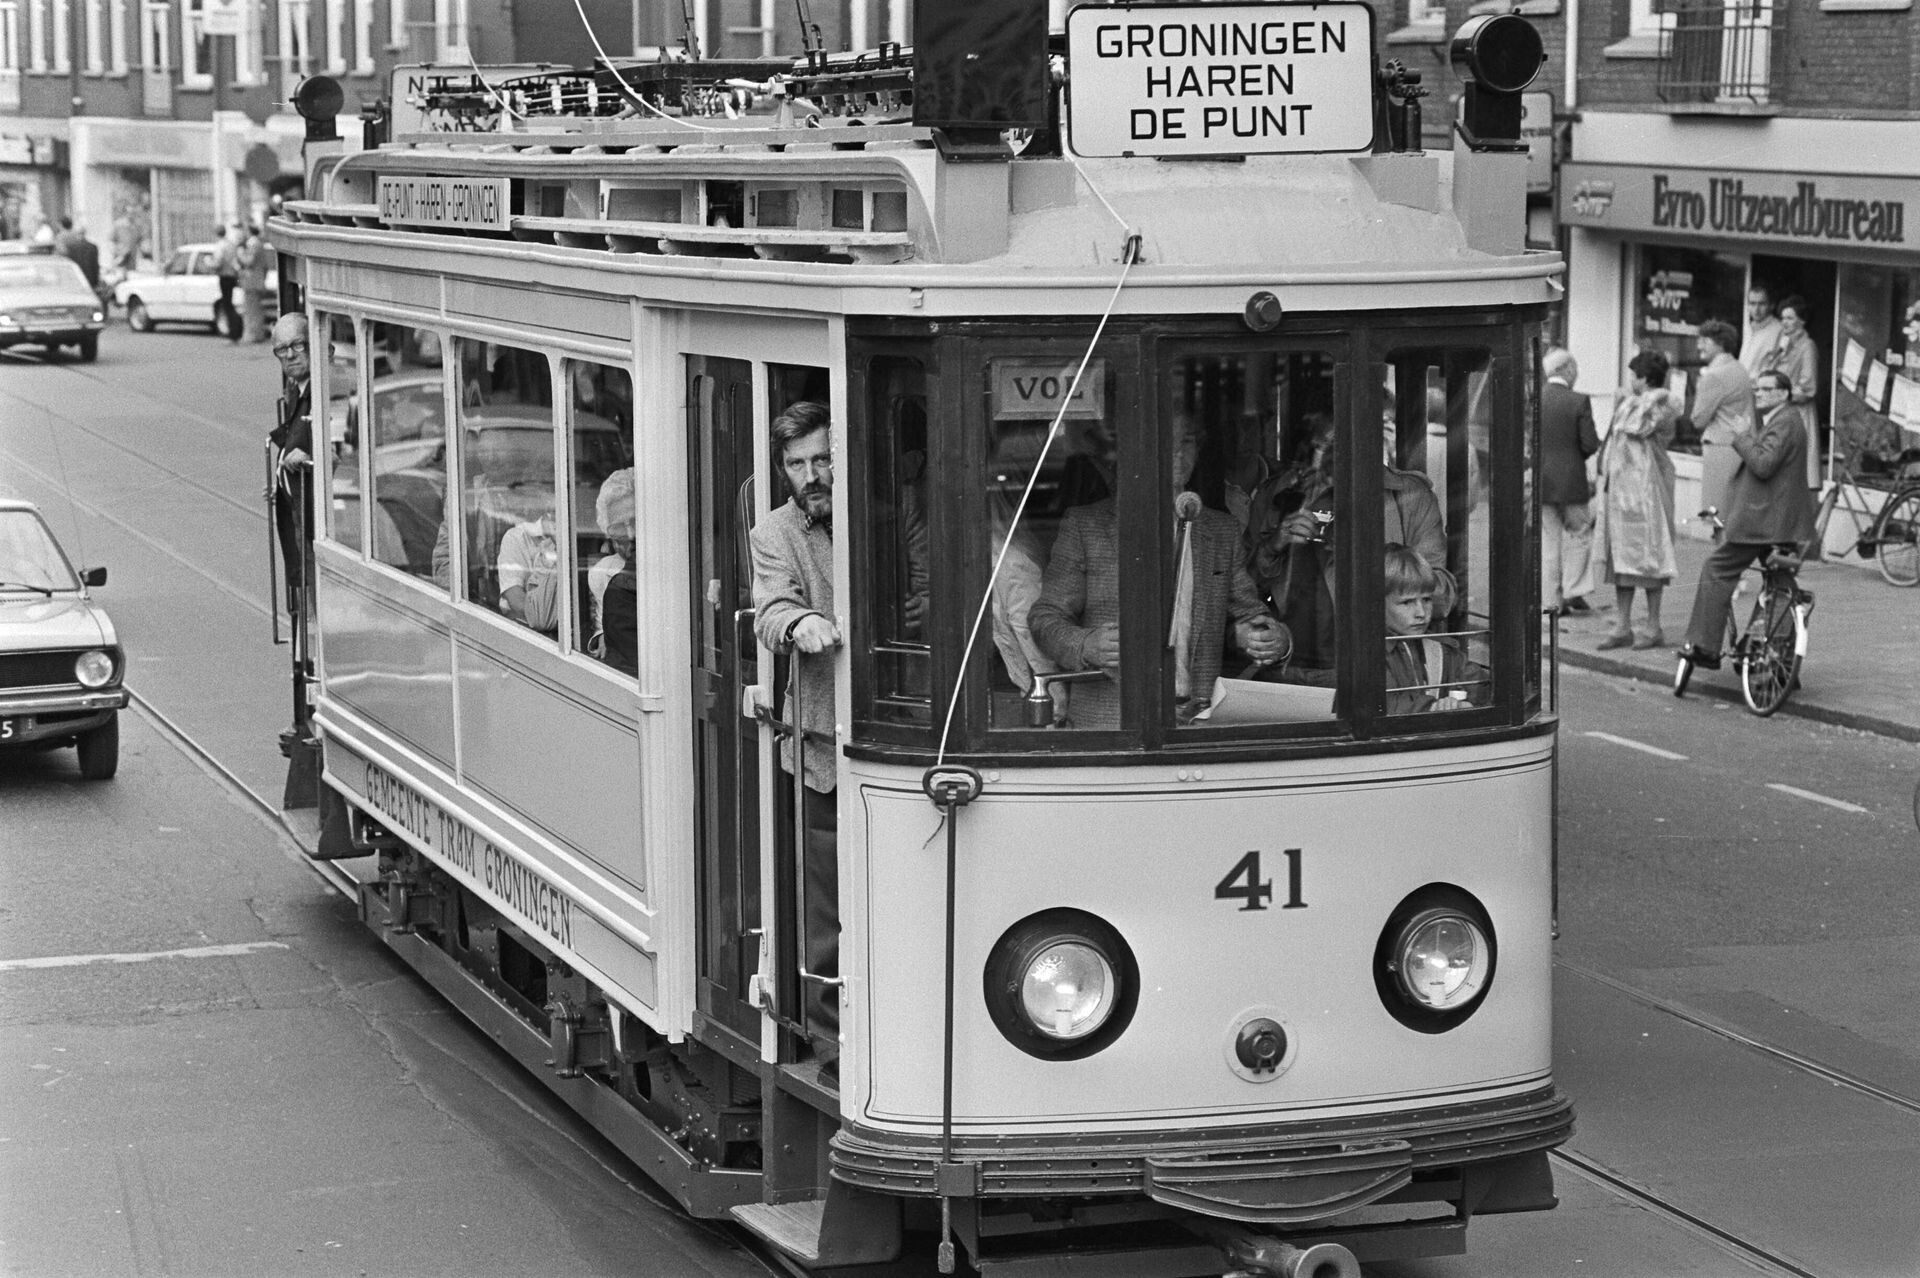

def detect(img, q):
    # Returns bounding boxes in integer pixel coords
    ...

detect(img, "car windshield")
[0,510,81,591]
[0,259,90,290]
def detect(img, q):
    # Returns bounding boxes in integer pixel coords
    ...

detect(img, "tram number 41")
[1214,849,1306,912]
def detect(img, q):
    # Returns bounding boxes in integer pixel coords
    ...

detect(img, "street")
[5,331,1920,1277]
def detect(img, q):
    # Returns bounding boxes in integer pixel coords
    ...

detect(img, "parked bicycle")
[1809,429,1920,589]
[1673,509,1815,717]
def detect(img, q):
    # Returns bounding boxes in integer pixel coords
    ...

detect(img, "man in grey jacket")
[1680,370,1817,667]
[750,401,842,1076]
[1691,319,1755,517]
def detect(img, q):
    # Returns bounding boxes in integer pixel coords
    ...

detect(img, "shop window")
[455,339,556,634]
[1632,243,1748,450]
[1833,263,1920,470]
[369,324,447,583]
[862,355,932,728]
[569,361,637,674]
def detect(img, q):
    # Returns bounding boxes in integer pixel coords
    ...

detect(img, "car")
[111,240,275,337]
[0,499,127,779]
[0,254,107,360]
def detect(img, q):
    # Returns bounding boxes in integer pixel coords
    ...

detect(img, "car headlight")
[74,650,115,687]
[0,313,17,326]
[984,909,1138,1059]
[1374,886,1497,1031]
[1391,910,1490,1010]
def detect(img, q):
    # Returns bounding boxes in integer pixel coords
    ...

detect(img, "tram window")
[863,356,931,727]
[454,338,559,636]
[990,354,1123,731]
[1171,349,1343,732]
[367,322,447,583]
[570,361,638,673]
[318,312,363,554]
[1377,347,1496,719]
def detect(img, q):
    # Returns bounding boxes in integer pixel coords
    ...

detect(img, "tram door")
[687,356,762,1043]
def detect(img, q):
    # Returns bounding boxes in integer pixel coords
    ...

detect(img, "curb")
[1558,648,1920,744]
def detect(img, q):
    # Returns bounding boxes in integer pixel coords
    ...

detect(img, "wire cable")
[571,0,727,133]
[934,238,1140,764]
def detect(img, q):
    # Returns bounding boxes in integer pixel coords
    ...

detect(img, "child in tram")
[1383,544,1489,715]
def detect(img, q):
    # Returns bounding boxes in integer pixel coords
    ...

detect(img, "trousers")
[1684,540,1777,653]
[1541,501,1595,609]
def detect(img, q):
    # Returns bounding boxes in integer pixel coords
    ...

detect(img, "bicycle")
[1811,430,1920,588]
[1673,513,1815,717]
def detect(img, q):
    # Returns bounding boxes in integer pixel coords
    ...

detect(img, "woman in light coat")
[1591,349,1681,650]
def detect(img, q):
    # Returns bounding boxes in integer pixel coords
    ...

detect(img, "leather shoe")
[1632,630,1666,650]
[1681,645,1721,670]
[1565,597,1592,614]
[1596,631,1633,650]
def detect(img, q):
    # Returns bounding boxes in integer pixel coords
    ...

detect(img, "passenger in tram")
[1245,410,1444,682]
[749,401,841,1076]
[268,312,314,614]
[1383,544,1489,715]
[588,468,639,674]
[1029,419,1289,728]
[496,511,562,634]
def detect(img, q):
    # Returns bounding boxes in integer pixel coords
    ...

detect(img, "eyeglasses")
[272,341,308,358]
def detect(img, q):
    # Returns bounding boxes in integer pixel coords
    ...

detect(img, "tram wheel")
[1874,489,1920,587]
[1739,593,1800,717]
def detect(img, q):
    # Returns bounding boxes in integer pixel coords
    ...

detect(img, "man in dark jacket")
[1540,348,1599,615]
[268,313,313,614]
[1679,370,1818,667]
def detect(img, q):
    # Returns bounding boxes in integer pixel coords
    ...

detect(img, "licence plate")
[0,716,32,740]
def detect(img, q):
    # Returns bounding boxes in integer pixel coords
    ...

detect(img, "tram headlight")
[1391,909,1490,1010]
[1018,942,1114,1040]
[984,909,1138,1060]
[74,650,115,688]
[1374,886,1497,1031]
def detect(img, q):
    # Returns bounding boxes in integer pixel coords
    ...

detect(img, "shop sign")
[1561,162,1912,250]
[1065,2,1376,158]
[88,122,208,168]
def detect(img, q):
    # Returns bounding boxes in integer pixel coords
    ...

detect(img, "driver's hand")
[1084,622,1122,676]
[789,613,842,654]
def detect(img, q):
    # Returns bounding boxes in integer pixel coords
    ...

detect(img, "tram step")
[731,1185,902,1266]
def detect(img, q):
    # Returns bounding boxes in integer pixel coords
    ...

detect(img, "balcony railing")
[1658,0,1782,106]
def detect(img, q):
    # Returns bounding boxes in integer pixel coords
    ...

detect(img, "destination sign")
[378,176,511,231]
[1065,2,1376,158]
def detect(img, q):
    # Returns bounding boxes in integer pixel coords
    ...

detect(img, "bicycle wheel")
[1740,588,1801,716]
[1873,487,1920,587]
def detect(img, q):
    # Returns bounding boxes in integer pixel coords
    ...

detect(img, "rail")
[1657,0,1783,107]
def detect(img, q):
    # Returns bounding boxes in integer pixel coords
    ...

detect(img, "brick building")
[0,1,912,265]
[1557,0,1920,519]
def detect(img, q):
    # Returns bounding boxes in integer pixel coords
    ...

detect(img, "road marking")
[1582,731,1689,762]
[0,941,289,973]
[1765,783,1870,815]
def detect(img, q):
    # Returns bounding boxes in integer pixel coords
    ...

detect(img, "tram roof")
[277,92,1561,312]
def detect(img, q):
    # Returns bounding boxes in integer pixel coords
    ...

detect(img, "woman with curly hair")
[1590,349,1682,649]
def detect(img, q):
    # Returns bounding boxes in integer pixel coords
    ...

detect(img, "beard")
[799,485,832,518]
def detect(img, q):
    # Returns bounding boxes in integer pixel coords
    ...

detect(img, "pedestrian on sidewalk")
[1540,347,1599,616]
[213,225,243,341]
[1692,319,1755,518]
[238,226,272,343]
[1591,349,1681,651]
[1680,370,1817,669]
[1757,296,1822,489]
[1740,284,1782,379]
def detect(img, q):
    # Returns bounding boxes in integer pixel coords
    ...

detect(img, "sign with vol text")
[1065,2,1376,158]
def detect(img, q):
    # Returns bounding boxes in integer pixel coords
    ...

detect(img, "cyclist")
[1679,370,1818,669]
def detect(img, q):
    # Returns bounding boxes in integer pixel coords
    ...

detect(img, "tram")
[270,4,1572,1273]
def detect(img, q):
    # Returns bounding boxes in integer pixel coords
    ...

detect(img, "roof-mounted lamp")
[1449,14,1545,152]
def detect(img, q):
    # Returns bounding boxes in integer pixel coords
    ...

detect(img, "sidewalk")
[1554,534,1920,742]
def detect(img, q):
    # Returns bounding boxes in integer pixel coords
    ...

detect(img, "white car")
[112,241,275,336]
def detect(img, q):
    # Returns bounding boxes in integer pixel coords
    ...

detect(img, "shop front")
[1560,154,1920,547]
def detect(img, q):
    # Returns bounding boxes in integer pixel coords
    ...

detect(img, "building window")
[1607,0,1675,57]
[1,1,21,74]
[107,0,124,70]
[430,0,467,60]
[27,0,44,71]
[352,0,370,72]
[51,0,68,71]
[279,0,310,91]
[182,0,209,86]
[235,0,261,84]
[140,0,166,71]
[323,0,342,71]
[83,0,101,70]
[387,0,403,49]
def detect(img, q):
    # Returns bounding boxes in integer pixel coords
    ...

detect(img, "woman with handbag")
[1590,349,1682,650]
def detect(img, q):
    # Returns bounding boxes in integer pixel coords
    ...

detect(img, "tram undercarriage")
[343,835,1565,1276]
